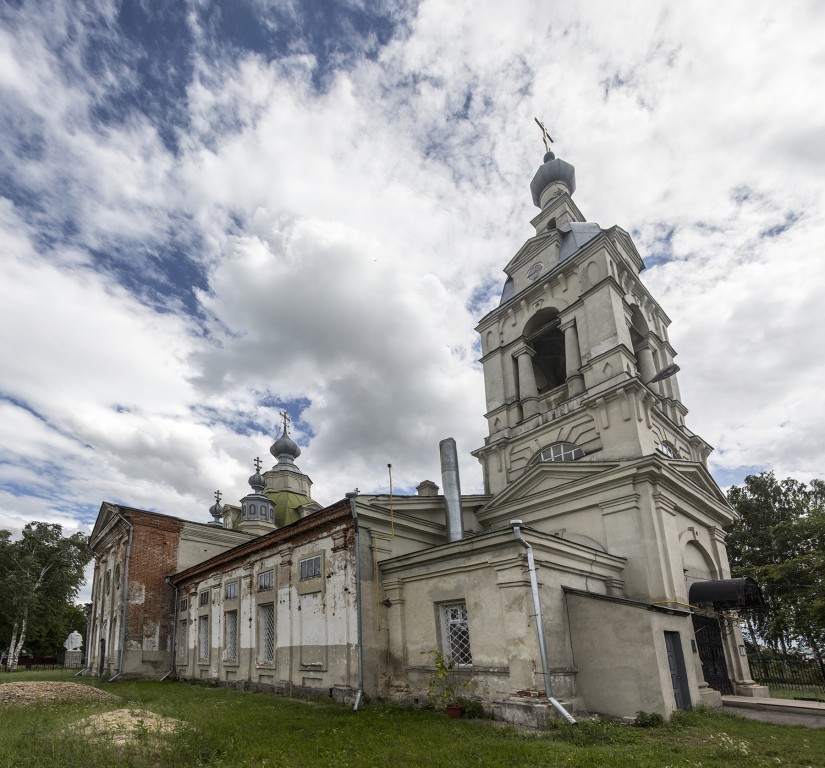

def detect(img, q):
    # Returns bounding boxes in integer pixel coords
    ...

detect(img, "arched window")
[523,308,566,393]
[657,440,680,459]
[528,441,585,467]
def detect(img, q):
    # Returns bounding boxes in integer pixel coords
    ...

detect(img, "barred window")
[440,603,472,666]
[199,591,209,607]
[179,598,188,612]
[176,620,187,663]
[258,570,274,591]
[300,556,321,581]
[198,616,209,662]
[258,604,275,663]
[225,582,237,600]
[224,611,238,662]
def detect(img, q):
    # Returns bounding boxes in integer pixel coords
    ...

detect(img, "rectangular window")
[258,570,274,591]
[224,611,238,662]
[179,598,188,612]
[258,604,275,663]
[176,620,187,663]
[440,603,473,666]
[225,582,237,600]
[198,616,209,662]
[300,556,321,581]
[199,591,209,607]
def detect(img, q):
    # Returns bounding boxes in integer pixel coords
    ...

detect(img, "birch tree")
[0,523,89,671]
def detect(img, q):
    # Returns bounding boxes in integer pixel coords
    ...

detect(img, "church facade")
[86,149,767,721]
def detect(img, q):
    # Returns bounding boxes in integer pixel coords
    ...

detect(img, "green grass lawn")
[1,671,823,768]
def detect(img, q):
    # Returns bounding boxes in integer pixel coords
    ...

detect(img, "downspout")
[161,576,179,681]
[346,491,364,711]
[510,520,576,725]
[110,511,133,682]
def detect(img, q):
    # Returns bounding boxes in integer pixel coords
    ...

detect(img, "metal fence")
[748,656,825,695]
[2,652,85,672]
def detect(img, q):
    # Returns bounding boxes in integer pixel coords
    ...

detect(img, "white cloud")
[1,0,825,554]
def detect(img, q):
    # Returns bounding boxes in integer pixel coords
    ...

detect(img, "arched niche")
[683,540,718,587]
[523,307,566,393]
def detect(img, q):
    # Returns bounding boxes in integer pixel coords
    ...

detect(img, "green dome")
[265,490,313,527]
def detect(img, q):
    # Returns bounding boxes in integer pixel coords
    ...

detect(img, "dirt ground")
[0,681,182,744]
[0,681,116,707]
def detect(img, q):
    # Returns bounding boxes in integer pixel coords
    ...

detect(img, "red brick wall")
[126,512,184,657]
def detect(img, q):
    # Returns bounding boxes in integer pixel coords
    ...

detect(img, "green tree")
[0,522,90,670]
[727,472,825,668]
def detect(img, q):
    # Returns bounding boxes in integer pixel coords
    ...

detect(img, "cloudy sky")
[2,0,824,589]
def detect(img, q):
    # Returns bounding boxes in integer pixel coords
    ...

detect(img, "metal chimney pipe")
[439,437,464,543]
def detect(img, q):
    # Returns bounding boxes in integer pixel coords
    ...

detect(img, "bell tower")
[473,148,713,496]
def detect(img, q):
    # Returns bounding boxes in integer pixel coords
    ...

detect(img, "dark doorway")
[692,614,732,695]
[99,639,105,676]
[664,631,691,709]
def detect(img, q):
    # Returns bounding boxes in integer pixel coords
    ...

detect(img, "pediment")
[89,501,121,547]
[606,227,645,272]
[668,462,729,506]
[482,460,619,512]
[503,232,561,275]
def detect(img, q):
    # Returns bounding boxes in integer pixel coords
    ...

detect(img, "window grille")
[176,620,187,662]
[440,603,472,666]
[179,598,188,612]
[199,591,209,607]
[224,611,238,662]
[300,556,321,581]
[225,582,238,599]
[258,570,274,591]
[198,616,209,661]
[258,604,275,663]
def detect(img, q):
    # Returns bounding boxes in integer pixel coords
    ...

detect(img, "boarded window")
[176,620,187,663]
[198,616,209,661]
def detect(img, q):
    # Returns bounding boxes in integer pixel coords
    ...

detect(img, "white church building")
[86,148,767,723]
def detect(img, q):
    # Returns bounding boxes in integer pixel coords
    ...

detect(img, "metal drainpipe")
[162,576,179,681]
[346,491,364,711]
[510,520,576,725]
[109,511,133,682]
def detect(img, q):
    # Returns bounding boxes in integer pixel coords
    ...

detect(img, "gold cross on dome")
[534,117,554,153]
[280,409,291,434]
[253,457,262,472]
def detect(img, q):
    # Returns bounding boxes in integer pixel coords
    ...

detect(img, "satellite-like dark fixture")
[646,363,680,385]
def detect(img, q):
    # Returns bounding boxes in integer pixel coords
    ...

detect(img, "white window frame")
[299,555,321,581]
[439,602,473,666]
[258,570,274,591]
[225,581,238,600]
